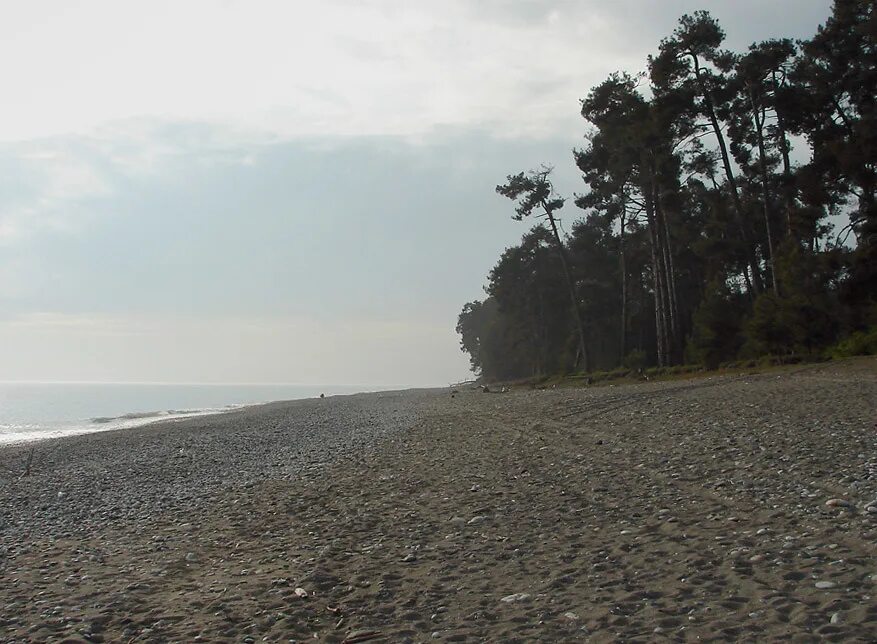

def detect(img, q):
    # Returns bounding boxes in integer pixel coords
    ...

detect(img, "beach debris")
[814,581,836,589]
[467,515,488,525]
[825,498,852,508]
[563,612,580,620]
[327,605,342,615]
[401,553,417,562]
[342,630,382,643]
[294,587,309,598]
[19,447,35,479]
[500,593,531,603]
[830,612,843,625]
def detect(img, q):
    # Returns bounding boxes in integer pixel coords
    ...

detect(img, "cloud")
[0,120,277,244]
[0,0,835,384]
[0,143,111,243]
[0,1,832,144]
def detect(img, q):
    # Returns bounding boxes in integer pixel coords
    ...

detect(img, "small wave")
[92,410,171,424]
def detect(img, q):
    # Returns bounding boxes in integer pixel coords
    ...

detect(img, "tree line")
[458,1,875,381]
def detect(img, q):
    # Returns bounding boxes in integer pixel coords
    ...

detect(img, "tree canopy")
[458,1,876,381]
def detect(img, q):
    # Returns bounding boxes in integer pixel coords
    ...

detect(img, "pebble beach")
[1,358,876,642]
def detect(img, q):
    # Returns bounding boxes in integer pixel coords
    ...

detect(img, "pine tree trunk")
[645,189,667,367]
[692,54,763,295]
[655,193,681,363]
[742,266,754,300]
[619,200,628,364]
[647,158,678,365]
[749,86,780,296]
[544,208,590,373]
[772,70,796,241]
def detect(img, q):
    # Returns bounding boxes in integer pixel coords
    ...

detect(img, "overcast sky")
[0,0,833,386]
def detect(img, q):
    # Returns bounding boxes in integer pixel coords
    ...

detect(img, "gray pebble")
[500,593,531,603]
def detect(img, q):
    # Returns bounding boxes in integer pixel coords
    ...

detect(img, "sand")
[1,358,875,642]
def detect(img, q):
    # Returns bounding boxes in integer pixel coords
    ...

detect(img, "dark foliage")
[459,2,876,380]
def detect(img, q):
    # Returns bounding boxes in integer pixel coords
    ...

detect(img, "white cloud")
[0,0,641,143]
[0,143,111,243]
[0,0,833,385]
[0,120,272,243]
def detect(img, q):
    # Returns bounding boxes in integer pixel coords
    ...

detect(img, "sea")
[0,382,384,445]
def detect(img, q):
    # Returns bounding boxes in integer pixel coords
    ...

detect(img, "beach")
[1,358,875,642]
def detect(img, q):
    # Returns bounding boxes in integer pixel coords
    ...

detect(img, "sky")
[0,0,834,386]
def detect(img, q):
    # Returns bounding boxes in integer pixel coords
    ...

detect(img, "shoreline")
[0,405,245,447]
[1,360,875,641]
[0,384,415,447]
[0,387,437,546]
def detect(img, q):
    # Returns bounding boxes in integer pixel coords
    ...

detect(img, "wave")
[92,410,169,424]
[90,406,241,425]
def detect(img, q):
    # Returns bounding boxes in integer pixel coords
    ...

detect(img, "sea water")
[0,382,380,444]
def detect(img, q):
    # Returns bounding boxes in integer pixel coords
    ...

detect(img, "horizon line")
[0,380,416,387]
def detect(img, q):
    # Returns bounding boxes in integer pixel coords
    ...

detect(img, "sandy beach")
[1,358,876,642]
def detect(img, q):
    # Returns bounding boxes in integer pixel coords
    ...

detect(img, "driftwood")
[19,447,35,479]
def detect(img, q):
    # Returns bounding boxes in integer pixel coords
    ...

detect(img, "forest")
[457,0,876,382]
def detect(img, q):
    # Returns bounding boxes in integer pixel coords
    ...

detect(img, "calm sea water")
[0,382,382,444]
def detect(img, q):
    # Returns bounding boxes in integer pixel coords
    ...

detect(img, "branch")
[19,447,35,480]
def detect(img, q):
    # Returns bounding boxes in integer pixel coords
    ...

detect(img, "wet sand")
[1,358,876,642]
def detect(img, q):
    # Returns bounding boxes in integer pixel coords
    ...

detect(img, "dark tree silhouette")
[497,168,590,372]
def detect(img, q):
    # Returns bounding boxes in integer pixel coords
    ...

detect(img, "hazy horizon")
[0,0,834,386]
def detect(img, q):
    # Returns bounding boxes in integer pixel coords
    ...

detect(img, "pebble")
[825,498,852,508]
[401,553,417,563]
[3,368,876,643]
[0,391,426,552]
[500,593,531,603]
